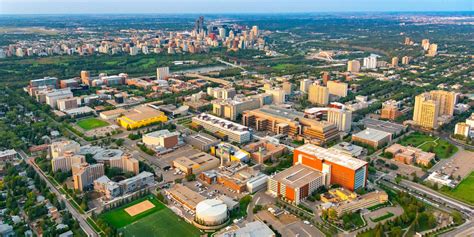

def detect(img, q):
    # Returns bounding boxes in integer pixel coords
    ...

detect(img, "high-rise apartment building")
[413,93,440,129]
[156,67,170,80]
[427,44,438,57]
[401,56,411,65]
[429,90,456,117]
[300,79,312,93]
[207,87,236,100]
[421,39,430,50]
[327,81,348,97]
[347,60,360,73]
[308,84,329,105]
[363,55,377,69]
[322,72,330,85]
[51,152,85,172]
[50,140,81,159]
[327,108,352,132]
[73,163,105,191]
[391,57,398,67]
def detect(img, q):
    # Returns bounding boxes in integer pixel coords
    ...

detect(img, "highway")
[18,150,100,237]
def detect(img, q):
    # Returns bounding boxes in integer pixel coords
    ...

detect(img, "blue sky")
[1,0,473,14]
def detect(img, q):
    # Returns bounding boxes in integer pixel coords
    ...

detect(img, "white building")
[192,113,252,143]
[327,108,352,132]
[363,55,378,69]
[156,67,170,80]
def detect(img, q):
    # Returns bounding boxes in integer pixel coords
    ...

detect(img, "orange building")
[293,144,368,191]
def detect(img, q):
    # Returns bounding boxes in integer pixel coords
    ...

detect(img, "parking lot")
[433,148,474,179]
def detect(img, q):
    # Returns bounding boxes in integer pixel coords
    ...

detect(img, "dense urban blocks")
[76,118,109,131]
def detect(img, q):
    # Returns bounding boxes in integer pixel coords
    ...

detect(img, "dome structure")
[195,199,228,226]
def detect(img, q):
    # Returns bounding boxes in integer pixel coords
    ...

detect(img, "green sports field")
[442,172,474,205]
[100,195,201,237]
[76,118,109,130]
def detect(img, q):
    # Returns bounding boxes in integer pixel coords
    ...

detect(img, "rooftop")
[219,221,274,237]
[272,164,323,189]
[361,118,406,135]
[168,184,206,209]
[296,144,367,170]
[353,128,392,141]
[144,129,179,139]
[193,113,250,135]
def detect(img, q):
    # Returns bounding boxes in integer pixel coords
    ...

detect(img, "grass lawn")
[76,118,109,130]
[399,132,458,159]
[100,195,164,229]
[441,172,474,205]
[357,229,376,237]
[118,203,201,237]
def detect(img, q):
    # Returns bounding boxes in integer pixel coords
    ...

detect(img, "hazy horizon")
[1,0,473,15]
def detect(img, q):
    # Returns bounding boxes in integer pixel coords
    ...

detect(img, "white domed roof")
[195,199,228,224]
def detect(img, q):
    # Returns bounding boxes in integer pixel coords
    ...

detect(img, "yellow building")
[429,90,456,117]
[117,106,168,130]
[308,84,329,105]
[413,93,439,129]
[327,81,348,97]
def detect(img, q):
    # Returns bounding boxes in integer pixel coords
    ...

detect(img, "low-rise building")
[99,108,127,120]
[94,171,154,200]
[117,106,168,130]
[211,142,250,165]
[352,128,392,149]
[142,130,179,149]
[332,190,388,217]
[218,221,275,237]
[244,140,287,164]
[329,142,364,158]
[51,152,85,172]
[192,113,252,144]
[385,144,435,166]
[0,149,18,162]
[173,152,220,175]
[166,184,206,212]
[184,133,220,152]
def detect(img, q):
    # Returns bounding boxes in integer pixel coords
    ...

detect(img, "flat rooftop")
[272,164,323,189]
[168,184,205,209]
[144,129,179,138]
[353,128,391,141]
[173,152,218,169]
[361,118,406,135]
[296,143,367,170]
[193,113,250,135]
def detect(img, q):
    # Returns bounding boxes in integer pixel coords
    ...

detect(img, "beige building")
[264,87,286,104]
[347,60,360,73]
[391,57,398,67]
[173,152,219,175]
[300,79,312,93]
[333,190,388,217]
[282,81,293,95]
[454,122,470,137]
[308,84,329,105]
[110,154,139,175]
[327,108,352,132]
[207,87,236,100]
[142,129,179,149]
[327,81,348,97]
[401,56,410,65]
[73,163,105,191]
[429,90,456,117]
[192,113,252,144]
[352,128,392,148]
[156,67,170,80]
[57,97,80,111]
[51,151,85,172]
[427,43,438,57]
[212,94,272,121]
[50,140,81,159]
[386,144,435,167]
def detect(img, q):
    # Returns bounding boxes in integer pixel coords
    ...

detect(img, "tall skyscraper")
[347,60,360,73]
[195,16,205,34]
[156,67,170,80]
[308,84,329,105]
[327,108,352,132]
[421,39,430,50]
[427,44,438,57]
[429,90,457,117]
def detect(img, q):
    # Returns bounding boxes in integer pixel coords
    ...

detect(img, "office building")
[50,140,81,159]
[94,171,154,200]
[300,79,312,93]
[293,144,368,191]
[361,118,406,136]
[72,163,105,191]
[380,100,402,120]
[429,90,456,117]
[51,152,85,172]
[142,129,179,149]
[363,55,377,69]
[347,60,360,73]
[173,152,219,175]
[308,84,329,105]
[267,164,325,204]
[244,140,287,164]
[264,87,286,104]
[192,113,252,144]
[327,108,352,132]
[184,133,220,152]
[242,106,339,145]
[57,97,80,111]
[327,81,348,97]
[212,94,272,121]
[352,128,392,148]
[45,89,73,109]
[329,142,364,158]
[117,106,168,130]
[421,39,430,50]
[107,154,139,175]
[282,81,293,95]
[166,184,206,211]
[30,77,58,88]
[60,78,80,89]
[207,87,236,100]
[322,72,330,85]
[80,70,90,84]
[156,67,170,80]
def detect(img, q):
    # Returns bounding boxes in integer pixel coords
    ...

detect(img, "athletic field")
[100,195,201,237]
[76,118,109,130]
